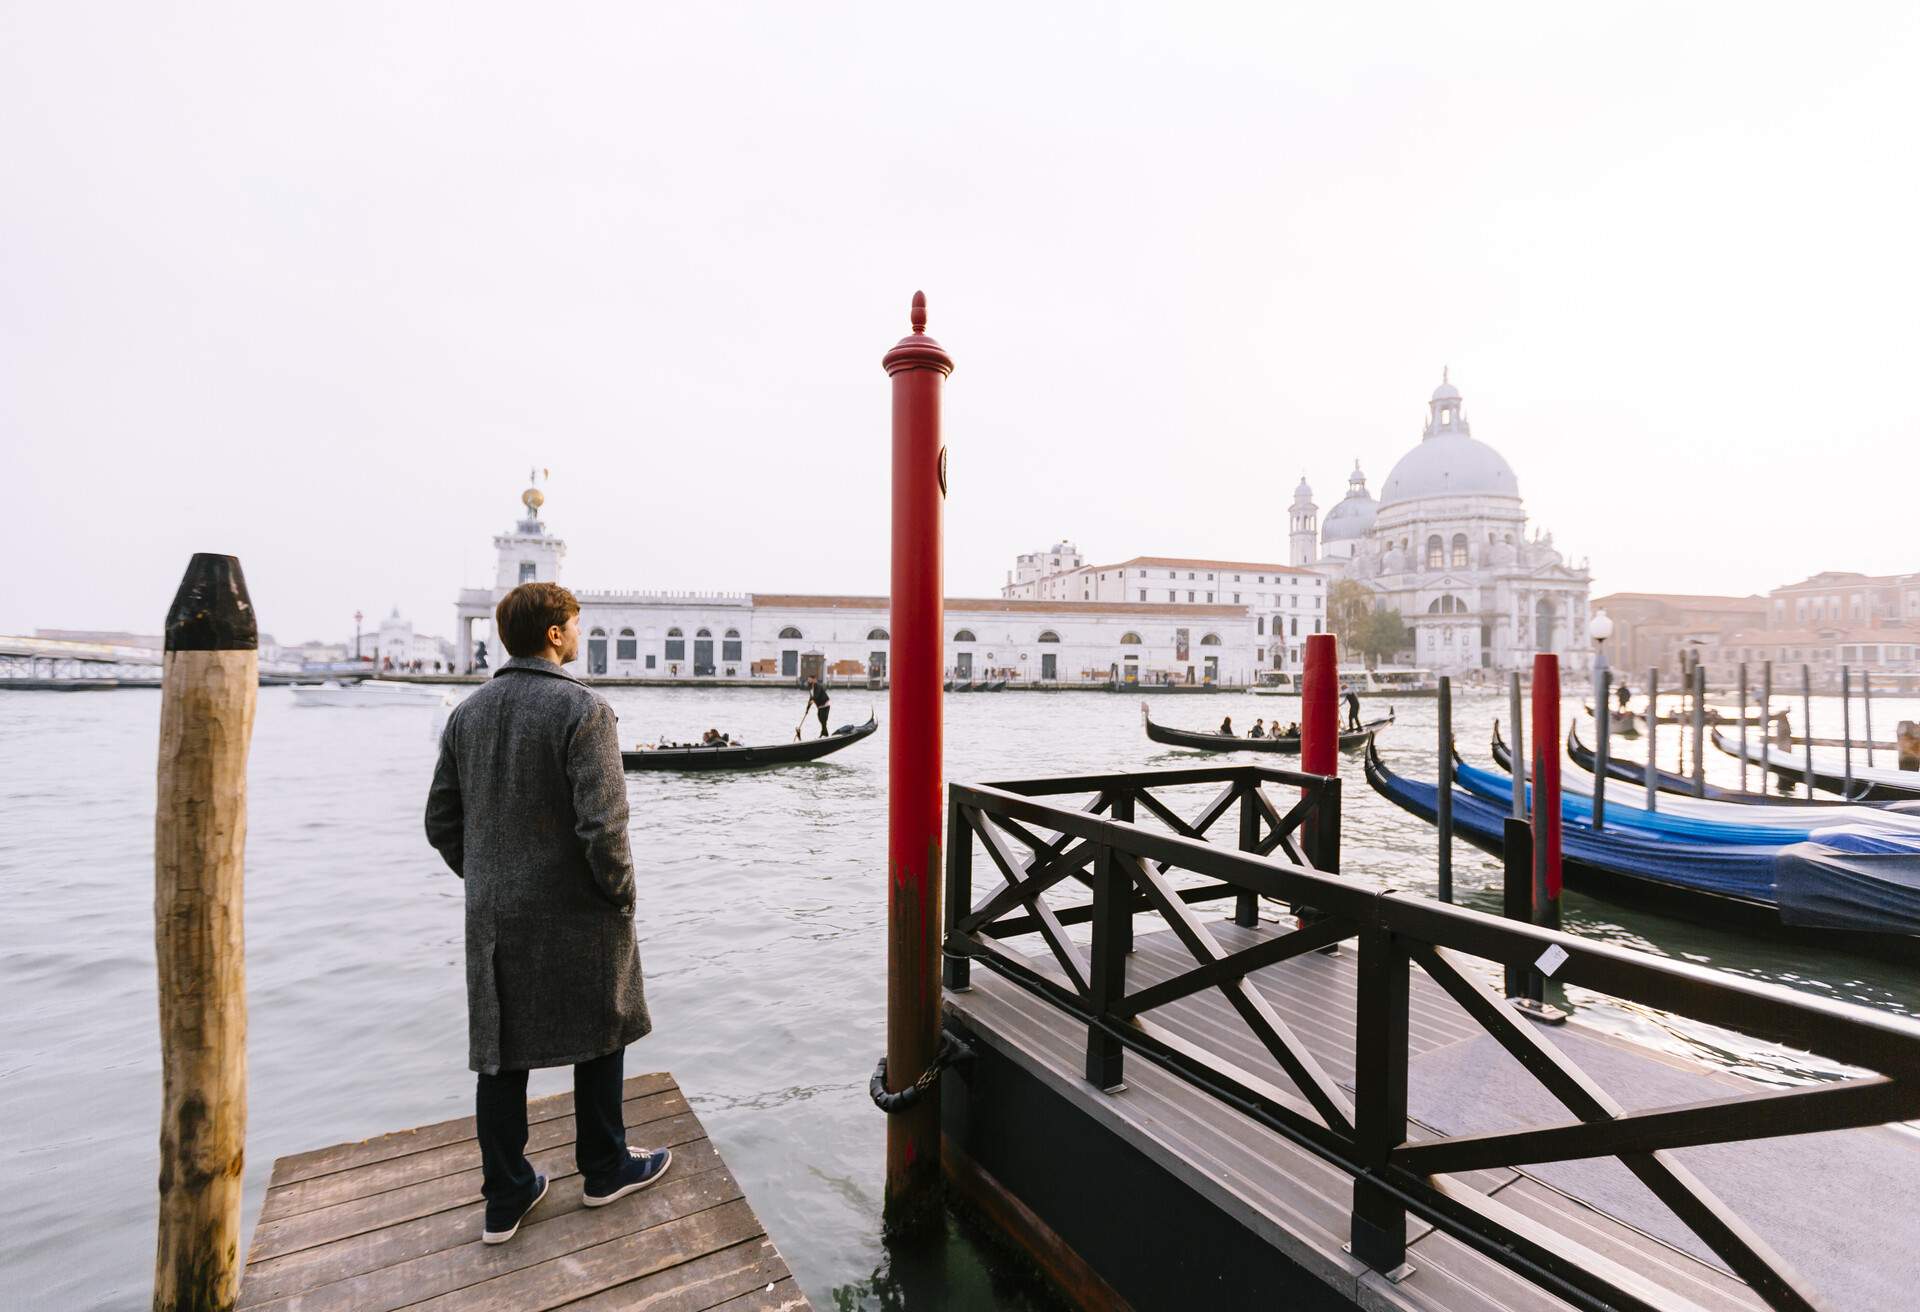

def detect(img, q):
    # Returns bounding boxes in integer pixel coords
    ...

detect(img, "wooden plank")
[702,1277,810,1311]
[245,1115,712,1266]
[258,1089,691,1224]
[238,1147,728,1308]
[551,1234,795,1310]
[240,1168,744,1312]
[269,1073,677,1188]
[406,1198,764,1311]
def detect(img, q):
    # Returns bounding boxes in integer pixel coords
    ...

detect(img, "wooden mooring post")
[1506,673,1524,819]
[1643,666,1659,813]
[153,553,258,1312]
[1738,660,1749,793]
[881,291,953,1231]
[1801,662,1814,801]
[1435,674,1452,902]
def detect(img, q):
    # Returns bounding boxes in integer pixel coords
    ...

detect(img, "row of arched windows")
[589,625,1224,648]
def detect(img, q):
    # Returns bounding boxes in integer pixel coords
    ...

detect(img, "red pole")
[1529,653,1563,926]
[1300,633,1338,778]
[882,291,953,1229]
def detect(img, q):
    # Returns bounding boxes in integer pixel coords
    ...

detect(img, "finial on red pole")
[883,290,953,1232]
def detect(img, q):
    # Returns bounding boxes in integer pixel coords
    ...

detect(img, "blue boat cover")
[1775,838,1920,934]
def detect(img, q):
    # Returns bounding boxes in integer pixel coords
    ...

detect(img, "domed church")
[1290,373,1593,677]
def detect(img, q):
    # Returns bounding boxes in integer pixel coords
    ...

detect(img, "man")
[803,674,831,738]
[1249,718,1266,739]
[1345,689,1363,732]
[426,581,669,1246]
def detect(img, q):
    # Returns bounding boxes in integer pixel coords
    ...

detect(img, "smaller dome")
[1293,474,1313,500]
[1321,461,1377,542]
[1431,380,1460,402]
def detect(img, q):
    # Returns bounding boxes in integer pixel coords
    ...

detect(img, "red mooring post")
[1300,633,1338,778]
[1529,653,1563,930]
[882,291,953,1230]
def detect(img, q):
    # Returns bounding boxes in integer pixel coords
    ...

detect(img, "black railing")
[943,763,1920,1312]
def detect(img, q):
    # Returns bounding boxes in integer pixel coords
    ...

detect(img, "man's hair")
[495,582,579,657]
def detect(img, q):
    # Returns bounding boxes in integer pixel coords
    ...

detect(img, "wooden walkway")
[237,1072,810,1312]
[949,920,1907,1311]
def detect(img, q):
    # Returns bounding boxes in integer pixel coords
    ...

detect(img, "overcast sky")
[4,4,1916,645]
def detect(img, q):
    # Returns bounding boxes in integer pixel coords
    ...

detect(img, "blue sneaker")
[481,1172,549,1245]
[583,1147,672,1207]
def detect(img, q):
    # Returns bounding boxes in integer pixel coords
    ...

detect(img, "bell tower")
[1289,475,1318,566]
[493,468,567,590]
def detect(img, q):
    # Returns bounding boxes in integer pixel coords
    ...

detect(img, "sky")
[3,3,1917,645]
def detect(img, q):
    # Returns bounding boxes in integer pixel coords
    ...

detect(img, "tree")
[1351,605,1412,670]
[1327,579,1375,658]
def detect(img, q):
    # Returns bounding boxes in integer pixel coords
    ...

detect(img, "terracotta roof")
[750,594,1249,618]
[1114,556,1316,576]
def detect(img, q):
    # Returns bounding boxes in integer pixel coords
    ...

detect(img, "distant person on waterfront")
[425,581,669,1246]
[1250,719,1266,739]
[1345,690,1362,732]
[804,675,831,737]
[1617,681,1632,710]
[1218,715,1234,736]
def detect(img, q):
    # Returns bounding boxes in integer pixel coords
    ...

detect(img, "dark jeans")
[816,705,830,736]
[476,1047,628,1205]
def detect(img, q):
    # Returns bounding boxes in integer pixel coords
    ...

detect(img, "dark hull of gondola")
[1540,722,1865,806]
[1143,704,1392,753]
[622,715,878,772]
[1365,741,1915,956]
[1711,727,1920,803]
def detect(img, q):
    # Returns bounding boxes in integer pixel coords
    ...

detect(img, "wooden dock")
[237,1072,810,1312]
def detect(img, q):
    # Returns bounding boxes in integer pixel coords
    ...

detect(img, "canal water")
[5,684,1918,1308]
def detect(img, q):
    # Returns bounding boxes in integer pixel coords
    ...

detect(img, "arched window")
[867,627,890,641]
[695,627,712,638]
[664,628,685,660]
[724,628,740,638]
[1200,633,1222,646]
[721,628,742,661]
[779,626,803,640]
[616,628,637,661]
[1451,533,1468,568]
[1120,632,1142,645]
[589,627,606,636]
[1428,598,1444,614]
[953,629,977,642]
[1038,630,1060,643]
[666,627,683,637]
[1426,535,1444,569]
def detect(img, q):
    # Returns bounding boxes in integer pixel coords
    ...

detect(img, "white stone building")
[452,480,1261,684]
[1295,373,1593,677]
[1001,552,1325,672]
[374,608,456,670]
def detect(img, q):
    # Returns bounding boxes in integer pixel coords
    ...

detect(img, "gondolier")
[803,675,831,737]
[425,581,671,1246]
[1345,690,1363,732]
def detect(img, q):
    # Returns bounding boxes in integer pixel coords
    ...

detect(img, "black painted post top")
[165,553,258,652]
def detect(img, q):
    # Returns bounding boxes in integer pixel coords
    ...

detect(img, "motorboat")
[290,679,452,709]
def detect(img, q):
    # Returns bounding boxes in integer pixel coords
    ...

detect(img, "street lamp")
[1590,609,1615,829]
[354,610,364,663]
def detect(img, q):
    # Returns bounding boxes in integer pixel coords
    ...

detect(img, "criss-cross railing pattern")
[943,763,1920,1312]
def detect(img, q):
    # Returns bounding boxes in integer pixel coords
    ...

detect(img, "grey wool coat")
[425,656,651,1074]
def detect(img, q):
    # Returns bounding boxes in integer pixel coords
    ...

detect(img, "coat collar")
[494,655,585,684]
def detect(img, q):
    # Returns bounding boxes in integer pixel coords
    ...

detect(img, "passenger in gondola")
[1616,681,1632,710]
[1218,716,1235,736]
[1345,690,1362,732]
[1283,721,1300,738]
[1249,719,1266,739]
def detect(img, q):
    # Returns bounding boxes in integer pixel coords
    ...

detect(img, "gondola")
[1712,727,1920,804]
[1581,703,1642,738]
[1538,722,1866,806]
[1142,703,1391,754]
[1364,741,1918,951]
[622,715,878,772]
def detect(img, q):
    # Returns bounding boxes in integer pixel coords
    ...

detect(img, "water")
[4,684,1918,1309]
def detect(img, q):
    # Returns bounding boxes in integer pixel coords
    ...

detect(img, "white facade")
[374,608,456,670]
[453,484,1261,683]
[1001,553,1326,672]
[1299,373,1593,677]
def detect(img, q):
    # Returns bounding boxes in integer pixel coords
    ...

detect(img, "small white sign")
[1535,944,1570,977]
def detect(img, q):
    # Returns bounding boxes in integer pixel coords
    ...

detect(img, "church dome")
[1379,373,1520,507]
[1321,461,1377,542]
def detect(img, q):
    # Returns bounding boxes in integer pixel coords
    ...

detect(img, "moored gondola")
[1542,722,1866,806]
[622,714,878,772]
[1712,727,1920,804]
[1142,702,1391,753]
[1364,740,1919,952]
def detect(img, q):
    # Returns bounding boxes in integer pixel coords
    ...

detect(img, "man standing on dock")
[803,674,831,737]
[426,581,671,1246]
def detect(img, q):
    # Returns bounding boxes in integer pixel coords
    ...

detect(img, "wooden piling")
[1507,673,1525,820]
[1436,675,1452,903]
[1801,663,1814,801]
[882,291,953,1231]
[1762,659,1774,789]
[1643,668,1659,814]
[154,553,258,1312]
[1691,661,1706,798]
[1842,665,1854,795]
[1592,667,1609,830]
[1864,669,1876,768]
[1738,661,1749,793]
